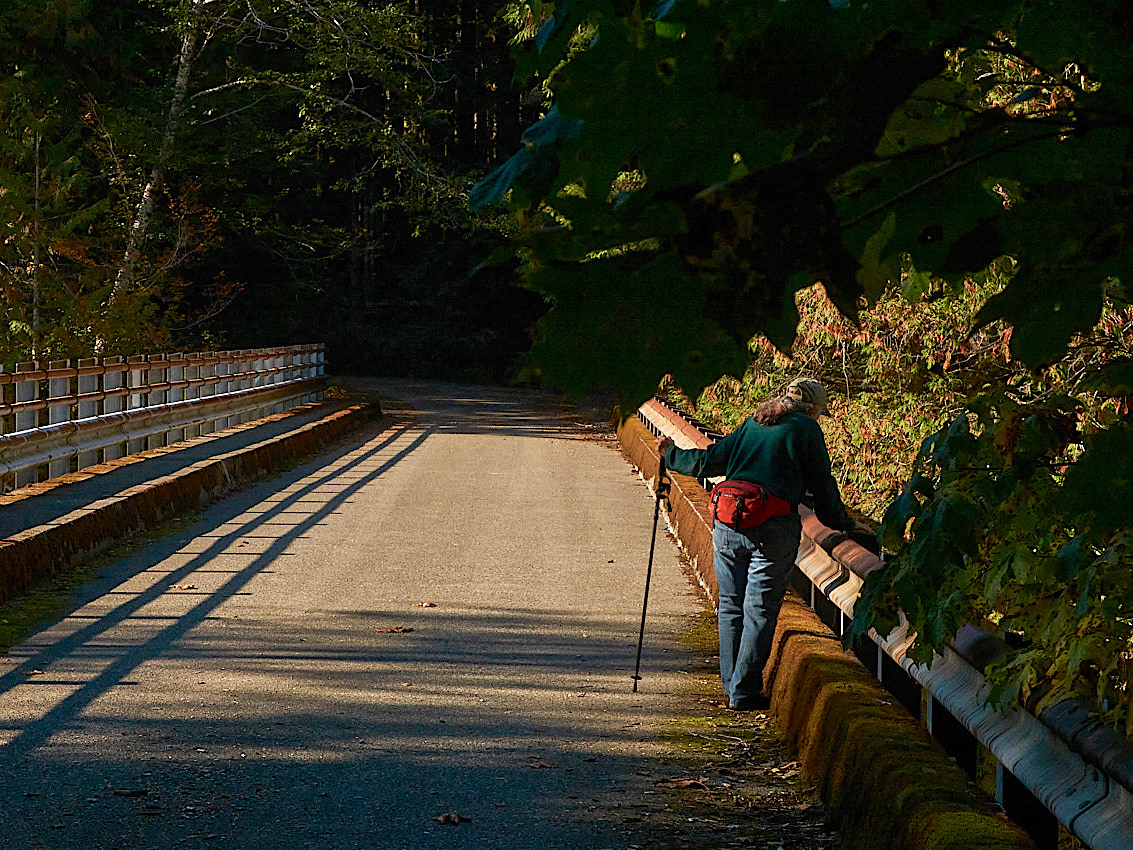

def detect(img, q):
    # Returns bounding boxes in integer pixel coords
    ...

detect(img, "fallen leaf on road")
[411,602,436,608]
[655,777,710,790]
[28,669,45,676]
[699,699,729,709]
[432,811,470,825]
[528,761,560,770]
[374,627,414,633]
[169,584,197,590]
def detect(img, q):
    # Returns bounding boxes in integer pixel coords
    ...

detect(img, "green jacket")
[663,411,854,531]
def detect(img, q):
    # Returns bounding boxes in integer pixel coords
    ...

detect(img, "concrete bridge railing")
[0,344,326,491]
[625,397,1133,850]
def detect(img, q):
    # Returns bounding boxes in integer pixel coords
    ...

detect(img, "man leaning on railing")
[656,378,870,712]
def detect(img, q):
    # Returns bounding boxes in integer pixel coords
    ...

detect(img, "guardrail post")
[184,353,201,438]
[215,352,231,429]
[14,362,41,487]
[127,355,145,410]
[103,356,126,461]
[167,353,183,446]
[76,358,101,469]
[167,353,185,444]
[146,354,167,449]
[926,694,979,777]
[997,763,1059,849]
[126,355,147,455]
[878,650,924,718]
[47,359,74,479]
[199,354,216,434]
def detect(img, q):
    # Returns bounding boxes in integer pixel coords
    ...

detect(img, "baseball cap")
[785,378,831,416]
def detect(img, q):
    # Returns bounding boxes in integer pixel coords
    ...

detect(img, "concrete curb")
[616,414,1034,850]
[0,402,377,605]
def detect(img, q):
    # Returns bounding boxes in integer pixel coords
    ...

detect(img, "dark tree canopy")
[476,0,1133,732]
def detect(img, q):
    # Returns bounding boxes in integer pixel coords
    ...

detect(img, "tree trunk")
[109,2,203,304]
[32,129,42,359]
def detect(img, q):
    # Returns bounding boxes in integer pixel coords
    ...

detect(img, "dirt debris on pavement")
[583,574,842,850]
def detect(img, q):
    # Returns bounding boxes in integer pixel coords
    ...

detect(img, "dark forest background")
[1,0,545,381]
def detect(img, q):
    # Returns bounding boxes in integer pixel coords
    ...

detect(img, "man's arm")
[655,434,727,479]
[799,425,857,532]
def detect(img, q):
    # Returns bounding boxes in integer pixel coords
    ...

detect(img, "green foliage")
[856,385,1133,734]
[1,0,529,372]
[482,0,1133,389]
[681,276,1133,734]
[847,295,1133,728]
[687,273,1016,520]
[0,0,161,360]
[480,1,1133,732]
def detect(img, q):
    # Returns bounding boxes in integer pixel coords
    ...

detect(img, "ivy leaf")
[974,267,1106,367]
[520,105,584,147]
[1016,0,1133,85]
[874,473,929,553]
[535,0,582,51]
[470,107,585,211]
[469,148,533,211]
[1055,536,1090,582]
[522,252,746,408]
[1081,358,1133,395]
[855,213,898,303]
[873,76,971,158]
[682,161,862,350]
[1058,426,1133,529]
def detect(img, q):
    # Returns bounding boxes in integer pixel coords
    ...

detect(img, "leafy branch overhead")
[476,0,1133,404]
[478,1,1133,733]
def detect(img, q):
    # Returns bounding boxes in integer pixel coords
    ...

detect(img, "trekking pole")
[632,453,668,692]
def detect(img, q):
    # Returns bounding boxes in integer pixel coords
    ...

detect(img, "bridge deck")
[0,379,711,849]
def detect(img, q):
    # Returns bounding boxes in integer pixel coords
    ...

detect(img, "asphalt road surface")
[0,379,703,850]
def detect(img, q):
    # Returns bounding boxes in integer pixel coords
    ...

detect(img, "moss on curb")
[0,512,199,654]
[769,596,1034,850]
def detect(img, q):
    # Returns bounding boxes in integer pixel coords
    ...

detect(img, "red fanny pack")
[709,480,793,530]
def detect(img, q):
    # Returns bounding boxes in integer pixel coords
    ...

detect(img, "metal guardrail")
[0,345,326,491]
[637,397,1133,850]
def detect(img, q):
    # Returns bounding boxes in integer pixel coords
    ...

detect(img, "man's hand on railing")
[848,521,880,555]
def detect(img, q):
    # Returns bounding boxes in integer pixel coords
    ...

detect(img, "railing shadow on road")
[1,605,683,849]
[0,394,693,849]
[0,412,677,754]
[0,420,434,759]
[0,614,676,850]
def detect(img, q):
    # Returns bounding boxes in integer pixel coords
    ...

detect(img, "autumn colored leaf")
[432,811,470,825]
[655,777,710,791]
[374,627,414,634]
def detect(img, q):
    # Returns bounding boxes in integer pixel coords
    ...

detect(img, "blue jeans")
[712,512,802,706]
